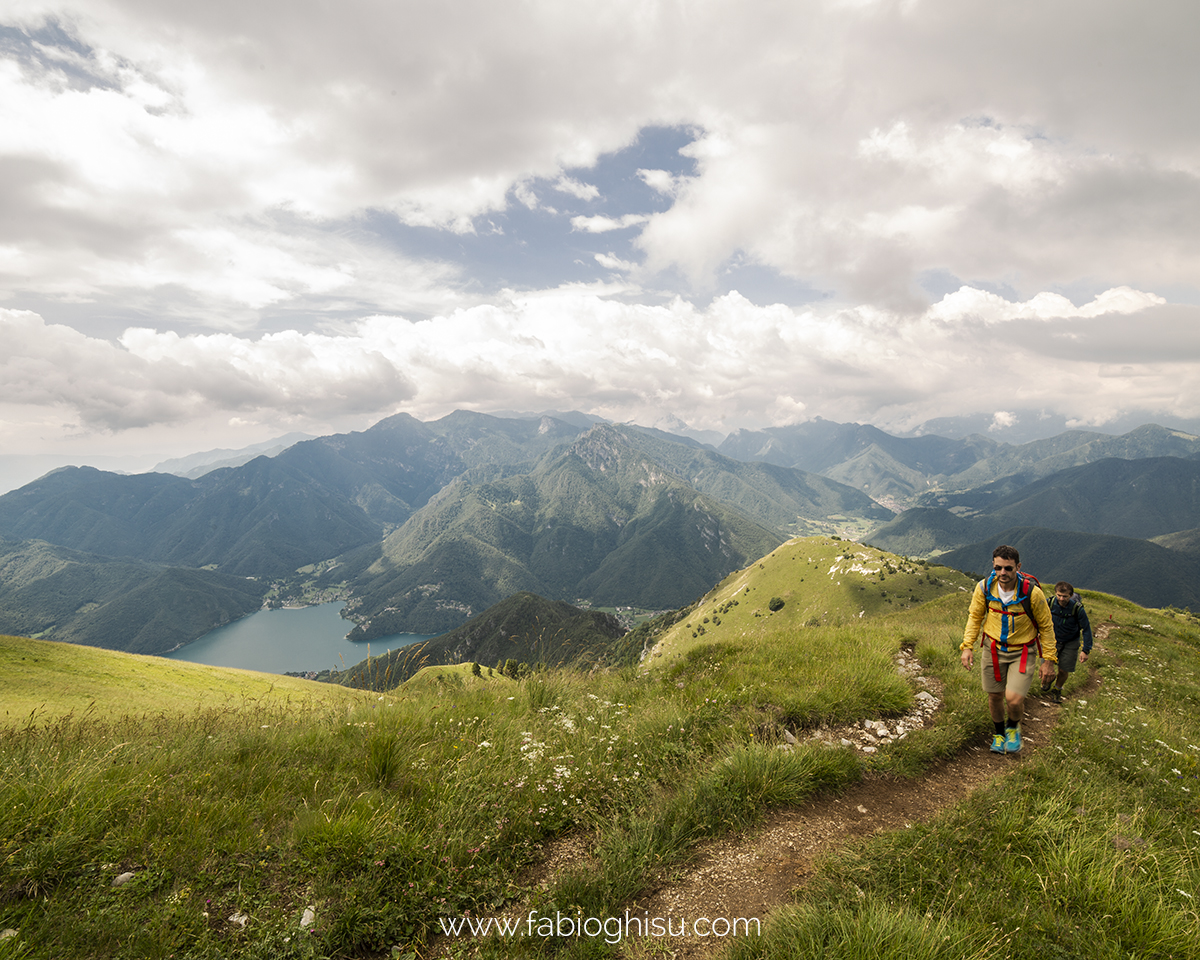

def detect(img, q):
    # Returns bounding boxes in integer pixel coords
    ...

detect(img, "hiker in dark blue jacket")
[1042,581,1093,703]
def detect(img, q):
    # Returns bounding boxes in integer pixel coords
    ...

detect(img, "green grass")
[0,634,373,724]
[4,659,861,959]
[722,597,1200,960]
[2,538,1199,959]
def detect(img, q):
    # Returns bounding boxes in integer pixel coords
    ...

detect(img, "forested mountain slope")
[340,426,787,637]
[0,537,266,654]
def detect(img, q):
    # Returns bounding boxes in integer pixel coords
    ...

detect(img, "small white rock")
[229,912,250,928]
[112,872,135,887]
[300,907,316,929]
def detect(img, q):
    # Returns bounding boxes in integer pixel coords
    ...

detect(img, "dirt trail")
[427,625,1113,959]
[622,623,1112,959]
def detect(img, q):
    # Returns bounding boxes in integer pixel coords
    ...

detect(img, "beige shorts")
[980,641,1039,696]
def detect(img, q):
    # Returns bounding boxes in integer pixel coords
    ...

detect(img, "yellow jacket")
[960,575,1057,663]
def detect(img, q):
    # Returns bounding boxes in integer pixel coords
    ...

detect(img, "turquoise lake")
[163,602,434,675]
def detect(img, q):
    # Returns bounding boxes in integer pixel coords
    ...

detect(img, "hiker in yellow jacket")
[960,544,1056,755]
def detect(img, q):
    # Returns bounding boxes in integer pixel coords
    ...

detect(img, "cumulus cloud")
[637,168,683,196]
[570,214,652,233]
[594,252,636,271]
[0,308,415,432]
[926,285,1166,326]
[5,286,1198,448]
[552,176,599,201]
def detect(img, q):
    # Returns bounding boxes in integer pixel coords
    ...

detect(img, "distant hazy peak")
[154,433,313,477]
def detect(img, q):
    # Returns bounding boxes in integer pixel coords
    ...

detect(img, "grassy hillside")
[642,536,975,671]
[1152,526,1200,553]
[2,539,1198,959]
[0,634,374,725]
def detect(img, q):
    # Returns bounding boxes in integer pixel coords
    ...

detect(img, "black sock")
[994,721,1006,735]
[1005,719,1018,731]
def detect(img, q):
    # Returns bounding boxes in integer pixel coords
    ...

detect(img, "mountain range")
[719,420,1200,510]
[2,412,1198,655]
[866,456,1200,554]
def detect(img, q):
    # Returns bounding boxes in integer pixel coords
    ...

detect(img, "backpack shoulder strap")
[1018,572,1037,622]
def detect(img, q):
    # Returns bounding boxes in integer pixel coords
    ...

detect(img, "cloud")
[570,214,652,234]
[594,252,636,272]
[2,0,1199,457]
[553,176,599,201]
[5,0,1191,320]
[637,168,683,196]
[0,308,415,432]
[927,285,1165,326]
[6,286,1198,447]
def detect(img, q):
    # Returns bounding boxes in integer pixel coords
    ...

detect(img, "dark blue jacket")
[1050,594,1093,653]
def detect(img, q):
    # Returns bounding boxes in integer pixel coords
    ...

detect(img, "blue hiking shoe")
[990,733,1005,754]
[1004,726,1022,753]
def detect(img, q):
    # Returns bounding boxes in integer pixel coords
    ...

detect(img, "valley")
[1,412,1198,663]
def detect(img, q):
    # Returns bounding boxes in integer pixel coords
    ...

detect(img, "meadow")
[1,538,1198,959]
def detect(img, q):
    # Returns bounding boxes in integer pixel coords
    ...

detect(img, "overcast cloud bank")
[2,1,1198,460]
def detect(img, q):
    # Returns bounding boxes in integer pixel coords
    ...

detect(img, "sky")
[3,0,1200,482]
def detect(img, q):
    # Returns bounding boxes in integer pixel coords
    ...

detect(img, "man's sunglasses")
[993,564,1015,572]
